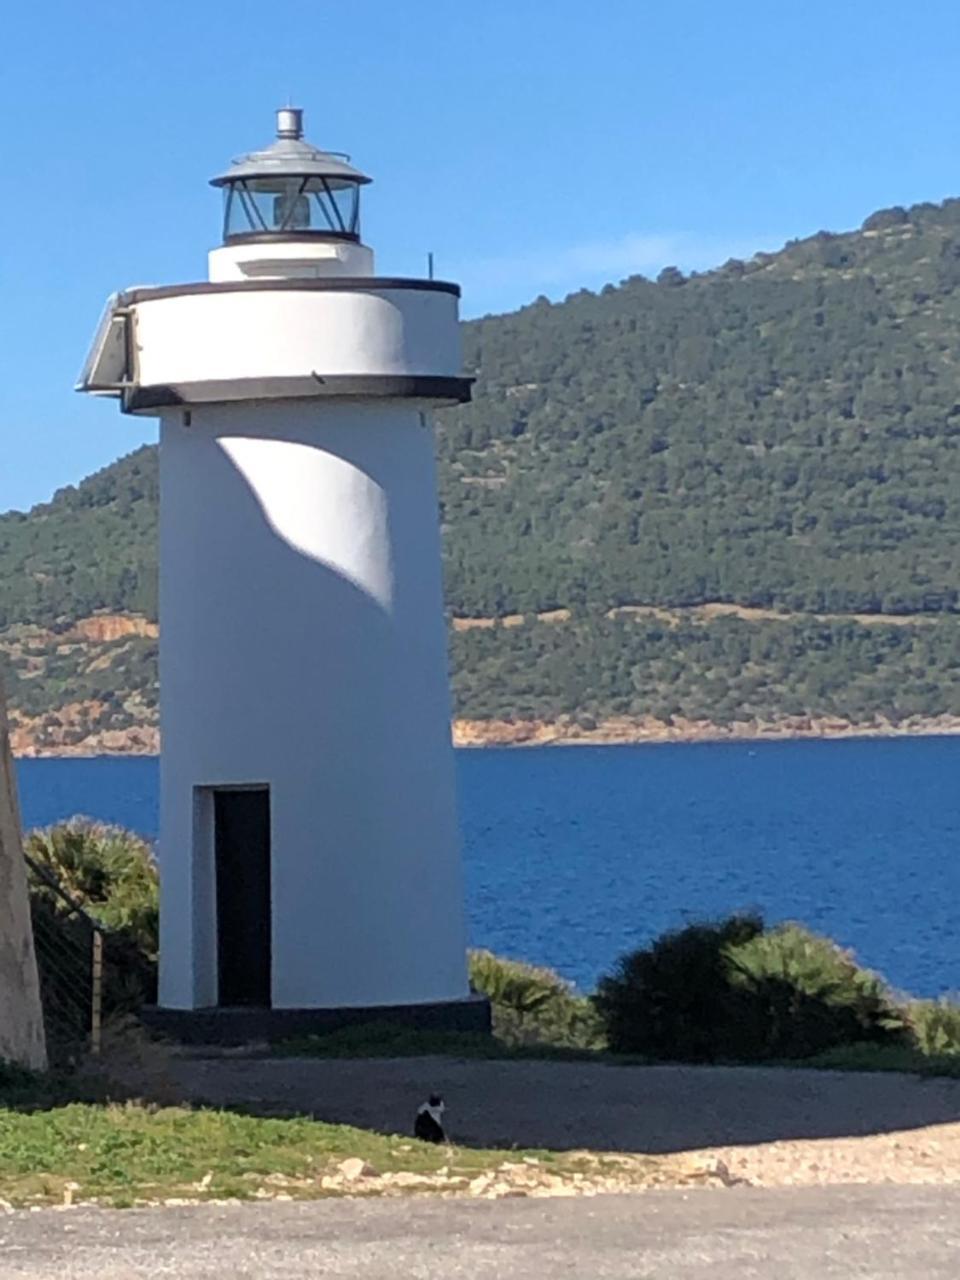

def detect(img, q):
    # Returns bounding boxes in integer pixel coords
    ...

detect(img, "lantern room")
[210,107,371,244]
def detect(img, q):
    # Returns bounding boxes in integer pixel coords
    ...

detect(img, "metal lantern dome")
[210,108,372,243]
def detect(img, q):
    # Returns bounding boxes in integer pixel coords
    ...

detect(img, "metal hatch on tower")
[75,292,131,395]
[210,108,371,244]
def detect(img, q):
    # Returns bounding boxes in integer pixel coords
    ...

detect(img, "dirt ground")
[167,1055,960,1188]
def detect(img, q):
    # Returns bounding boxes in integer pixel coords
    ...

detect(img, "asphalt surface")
[2,1187,959,1278]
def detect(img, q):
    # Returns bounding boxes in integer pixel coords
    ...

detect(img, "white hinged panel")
[75,294,131,393]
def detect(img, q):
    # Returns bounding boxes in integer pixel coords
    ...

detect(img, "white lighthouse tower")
[78,109,483,1041]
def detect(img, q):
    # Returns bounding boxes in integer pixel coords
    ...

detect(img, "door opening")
[214,787,271,1007]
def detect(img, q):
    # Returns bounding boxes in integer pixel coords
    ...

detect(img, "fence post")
[91,930,103,1056]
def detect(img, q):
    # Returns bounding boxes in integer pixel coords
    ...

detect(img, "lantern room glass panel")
[223,177,361,240]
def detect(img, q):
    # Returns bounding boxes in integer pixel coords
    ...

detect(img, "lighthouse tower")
[78,109,483,1040]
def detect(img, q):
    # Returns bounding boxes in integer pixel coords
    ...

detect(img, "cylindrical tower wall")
[157,400,469,1009]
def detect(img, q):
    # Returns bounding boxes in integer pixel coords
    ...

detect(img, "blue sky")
[2,0,959,512]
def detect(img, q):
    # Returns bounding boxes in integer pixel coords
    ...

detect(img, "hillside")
[4,198,960,752]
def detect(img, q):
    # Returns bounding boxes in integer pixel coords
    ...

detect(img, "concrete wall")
[157,400,469,1010]
[133,286,462,390]
[0,681,47,1069]
[208,239,374,281]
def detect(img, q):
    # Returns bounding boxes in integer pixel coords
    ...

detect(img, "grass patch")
[0,1060,111,1110]
[274,1022,600,1062]
[788,1043,960,1079]
[0,1098,613,1209]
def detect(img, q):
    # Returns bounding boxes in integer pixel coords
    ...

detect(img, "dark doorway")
[214,787,272,1007]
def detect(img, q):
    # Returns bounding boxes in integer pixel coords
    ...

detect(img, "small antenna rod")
[427,251,435,281]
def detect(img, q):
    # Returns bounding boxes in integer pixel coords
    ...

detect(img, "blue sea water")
[14,737,960,997]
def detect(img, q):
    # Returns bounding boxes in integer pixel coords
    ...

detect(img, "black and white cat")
[414,1094,446,1143]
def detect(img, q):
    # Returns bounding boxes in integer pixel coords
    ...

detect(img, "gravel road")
[167,1055,960,1185]
[3,1187,960,1278]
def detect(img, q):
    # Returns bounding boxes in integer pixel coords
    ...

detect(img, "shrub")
[595,914,907,1062]
[908,998,960,1056]
[594,913,764,1060]
[0,1059,42,1095]
[468,950,604,1050]
[25,818,159,956]
[727,923,908,1059]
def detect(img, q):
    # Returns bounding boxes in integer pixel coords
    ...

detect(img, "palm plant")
[908,998,960,1056]
[726,923,907,1059]
[469,949,603,1049]
[25,818,159,957]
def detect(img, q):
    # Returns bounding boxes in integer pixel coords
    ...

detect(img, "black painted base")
[141,994,492,1047]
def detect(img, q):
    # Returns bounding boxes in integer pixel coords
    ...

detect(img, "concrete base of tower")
[140,994,492,1047]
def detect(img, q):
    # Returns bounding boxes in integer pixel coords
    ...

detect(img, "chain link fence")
[24,852,104,1067]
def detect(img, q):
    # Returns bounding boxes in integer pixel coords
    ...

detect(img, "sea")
[14,736,960,997]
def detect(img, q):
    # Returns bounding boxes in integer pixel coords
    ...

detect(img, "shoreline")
[11,713,960,759]
[453,714,960,749]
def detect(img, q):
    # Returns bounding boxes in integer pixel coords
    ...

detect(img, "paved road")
[2,1187,959,1278]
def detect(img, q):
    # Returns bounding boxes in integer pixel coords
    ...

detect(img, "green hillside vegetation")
[3,197,960,735]
[451,611,960,725]
[0,448,158,630]
[446,203,960,620]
